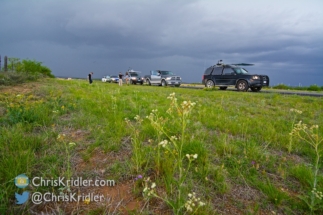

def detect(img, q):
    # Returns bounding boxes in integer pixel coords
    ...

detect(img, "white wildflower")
[199,201,206,206]
[158,140,168,147]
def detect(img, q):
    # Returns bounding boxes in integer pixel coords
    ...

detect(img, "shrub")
[307,85,321,91]
[0,57,53,85]
[0,72,43,86]
[272,84,322,91]
[273,84,289,89]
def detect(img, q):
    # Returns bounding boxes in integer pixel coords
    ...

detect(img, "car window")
[212,67,222,75]
[233,68,248,74]
[151,71,159,75]
[223,68,234,75]
[204,67,213,75]
[130,73,138,77]
[161,71,174,75]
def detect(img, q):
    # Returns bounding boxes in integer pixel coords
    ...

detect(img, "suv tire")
[161,80,167,86]
[147,79,151,86]
[206,80,215,88]
[237,80,248,91]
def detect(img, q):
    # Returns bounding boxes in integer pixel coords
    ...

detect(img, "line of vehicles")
[102,61,270,91]
[102,69,182,87]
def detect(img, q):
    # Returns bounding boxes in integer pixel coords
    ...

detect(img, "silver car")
[102,76,112,83]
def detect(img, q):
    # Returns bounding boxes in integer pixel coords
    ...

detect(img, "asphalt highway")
[179,85,323,97]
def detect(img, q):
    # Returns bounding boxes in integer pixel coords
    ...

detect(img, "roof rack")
[214,60,254,67]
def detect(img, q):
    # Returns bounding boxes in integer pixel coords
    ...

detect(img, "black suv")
[126,70,144,85]
[202,61,269,92]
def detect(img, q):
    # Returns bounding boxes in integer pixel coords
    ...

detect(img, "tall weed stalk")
[290,119,323,213]
[142,93,205,214]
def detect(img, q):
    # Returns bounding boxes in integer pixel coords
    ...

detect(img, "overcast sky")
[1,0,322,86]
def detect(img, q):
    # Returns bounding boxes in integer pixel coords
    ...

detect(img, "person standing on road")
[88,72,93,84]
[125,72,129,85]
[118,72,123,86]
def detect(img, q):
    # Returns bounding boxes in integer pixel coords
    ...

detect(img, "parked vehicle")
[202,60,270,92]
[110,75,119,83]
[125,70,144,85]
[102,76,111,83]
[144,70,181,87]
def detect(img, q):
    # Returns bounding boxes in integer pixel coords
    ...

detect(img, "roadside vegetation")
[0,57,54,86]
[271,84,323,91]
[0,78,322,214]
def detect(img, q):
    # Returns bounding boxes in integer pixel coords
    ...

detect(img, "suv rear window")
[212,67,222,75]
[204,67,213,75]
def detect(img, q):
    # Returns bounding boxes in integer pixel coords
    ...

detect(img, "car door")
[211,67,223,85]
[220,68,236,85]
[151,70,161,84]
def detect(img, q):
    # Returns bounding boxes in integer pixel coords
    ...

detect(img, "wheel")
[140,82,143,85]
[206,80,215,88]
[130,80,133,85]
[237,80,248,91]
[161,80,167,86]
[251,87,262,92]
[219,87,227,90]
[147,79,151,86]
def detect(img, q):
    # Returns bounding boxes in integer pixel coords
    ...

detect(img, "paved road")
[180,85,323,97]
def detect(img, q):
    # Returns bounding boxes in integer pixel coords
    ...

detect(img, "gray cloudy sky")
[1,0,322,86]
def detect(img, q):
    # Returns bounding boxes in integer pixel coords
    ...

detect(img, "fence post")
[4,56,8,72]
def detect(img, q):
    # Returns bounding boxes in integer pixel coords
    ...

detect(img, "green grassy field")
[1,78,322,214]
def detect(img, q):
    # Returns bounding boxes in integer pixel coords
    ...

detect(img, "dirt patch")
[0,82,42,95]
[29,181,141,215]
[67,143,142,214]
[29,141,144,214]
[212,184,276,215]
[0,106,6,116]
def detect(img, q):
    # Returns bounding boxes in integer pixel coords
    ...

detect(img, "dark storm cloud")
[1,0,322,85]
